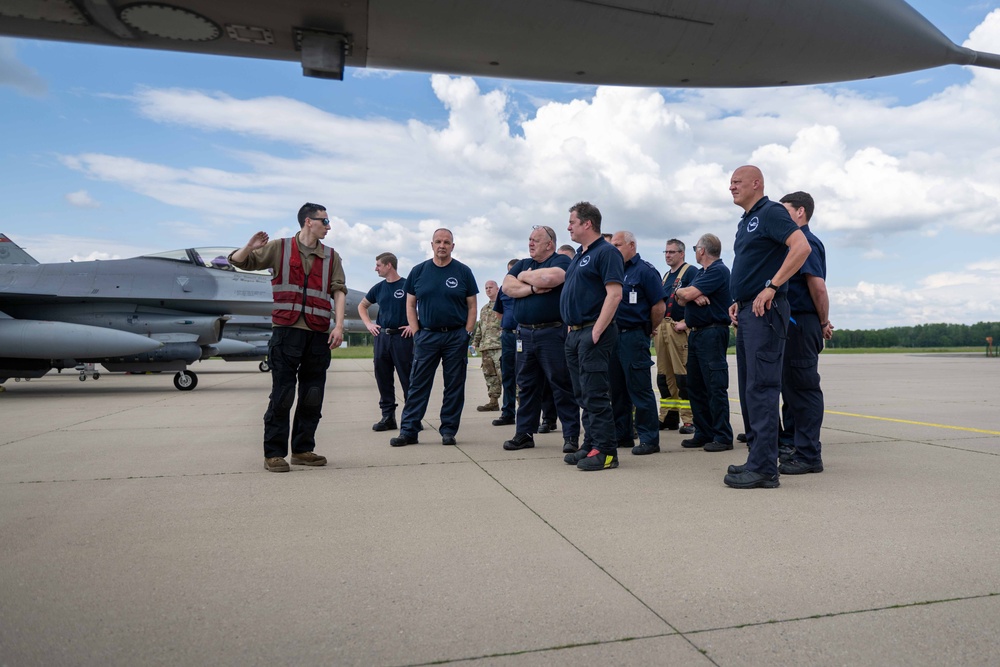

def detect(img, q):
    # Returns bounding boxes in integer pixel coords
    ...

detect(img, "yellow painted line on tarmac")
[823,410,1000,436]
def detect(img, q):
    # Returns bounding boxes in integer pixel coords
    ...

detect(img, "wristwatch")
[764,279,780,290]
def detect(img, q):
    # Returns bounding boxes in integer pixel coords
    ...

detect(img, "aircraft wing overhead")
[0,1,997,87]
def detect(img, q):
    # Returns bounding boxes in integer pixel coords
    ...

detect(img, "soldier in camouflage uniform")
[472,280,503,411]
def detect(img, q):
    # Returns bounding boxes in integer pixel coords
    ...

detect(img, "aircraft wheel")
[78,374,86,382]
[173,371,198,391]
[93,373,101,380]
[258,360,270,372]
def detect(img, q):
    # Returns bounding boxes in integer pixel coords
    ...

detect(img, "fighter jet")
[0,235,371,390]
[0,0,997,87]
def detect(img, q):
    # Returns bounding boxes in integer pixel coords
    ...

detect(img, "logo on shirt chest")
[445,277,459,288]
[579,255,591,267]
[747,217,760,233]
[394,289,405,299]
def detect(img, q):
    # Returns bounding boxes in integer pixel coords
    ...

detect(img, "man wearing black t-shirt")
[390,229,479,447]
[358,252,413,432]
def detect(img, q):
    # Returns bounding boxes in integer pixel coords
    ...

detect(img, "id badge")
[629,290,638,304]
[516,339,523,352]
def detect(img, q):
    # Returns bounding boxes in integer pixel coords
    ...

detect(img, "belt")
[736,293,786,310]
[620,325,652,335]
[501,328,516,334]
[689,322,729,333]
[383,327,403,335]
[520,321,563,330]
[421,324,464,333]
[569,320,598,331]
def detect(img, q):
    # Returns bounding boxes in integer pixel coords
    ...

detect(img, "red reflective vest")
[271,237,334,331]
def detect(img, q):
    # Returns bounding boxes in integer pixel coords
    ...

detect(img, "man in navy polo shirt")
[776,191,834,475]
[358,252,414,432]
[561,202,625,471]
[724,166,811,489]
[675,234,734,452]
[609,231,666,455]
[501,225,581,454]
[390,229,478,447]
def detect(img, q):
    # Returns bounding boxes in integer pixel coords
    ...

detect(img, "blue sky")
[2,0,999,330]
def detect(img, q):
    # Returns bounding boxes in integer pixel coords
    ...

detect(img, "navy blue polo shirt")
[684,259,733,328]
[493,288,517,329]
[730,196,800,303]
[509,252,571,325]
[406,258,479,329]
[560,236,625,325]
[364,278,409,328]
[663,262,696,320]
[616,253,666,330]
[788,224,827,314]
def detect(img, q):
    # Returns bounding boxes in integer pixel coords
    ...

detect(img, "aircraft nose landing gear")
[173,370,198,391]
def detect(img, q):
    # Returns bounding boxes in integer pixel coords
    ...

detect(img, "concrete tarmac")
[1,353,998,666]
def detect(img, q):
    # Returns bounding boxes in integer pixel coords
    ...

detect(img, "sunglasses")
[308,217,331,226]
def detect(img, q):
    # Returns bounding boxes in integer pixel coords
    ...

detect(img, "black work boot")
[372,414,397,432]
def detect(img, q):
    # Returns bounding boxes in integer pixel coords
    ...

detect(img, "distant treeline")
[828,322,1000,349]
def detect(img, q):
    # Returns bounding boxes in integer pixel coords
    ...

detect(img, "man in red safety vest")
[230,202,348,472]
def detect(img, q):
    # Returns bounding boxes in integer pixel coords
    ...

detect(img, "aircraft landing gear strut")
[258,360,270,372]
[173,370,198,391]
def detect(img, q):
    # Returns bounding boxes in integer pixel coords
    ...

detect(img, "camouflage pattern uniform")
[473,301,503,401]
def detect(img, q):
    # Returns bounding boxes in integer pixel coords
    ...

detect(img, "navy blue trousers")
[399,328,469,439]
[499,330,517,419]
[515,326,580,439]
[609,328,659,446]
[686,325,732,446]
[263,327,331,459]
[736,298,789,476]
[781,313,824,464]
[373,330,413,417]
[565,324,618,453]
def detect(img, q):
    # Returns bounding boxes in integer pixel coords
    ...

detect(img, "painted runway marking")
[825,410,1000,436]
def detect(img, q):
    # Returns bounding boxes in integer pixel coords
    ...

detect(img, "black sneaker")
[778,444,796,464]
[727,463,747,475]
[372,415,397,432]
[577,449,619,471]
[779,459,824,475]
[724,470,779,489]
[492,415,515,426]
[737,432,747,443]
[441,435,457,446]
[390,434,418,447]
[704,441,734,452]
[503,433,535,450]
[631,442,660,455]
[537,420,557,434]
[564,447,589,465]
[681,438,708,449]
[562,438,579,454]
[679,423,695,434]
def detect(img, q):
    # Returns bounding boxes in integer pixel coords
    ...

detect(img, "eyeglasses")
[692,246,701,253]
[532,225,556,241]
[308,217,331,226]
[664,250,680,254]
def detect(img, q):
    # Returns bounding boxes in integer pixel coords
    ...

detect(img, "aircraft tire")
[78,374,86,382]
[258,361,270,372]
[173,371,198,391]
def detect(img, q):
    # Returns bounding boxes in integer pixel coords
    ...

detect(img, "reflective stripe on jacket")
[271,237,333,331]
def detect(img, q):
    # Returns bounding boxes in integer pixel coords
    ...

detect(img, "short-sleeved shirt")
[788,224,827,315]
[493,289,517,330]
[406,258,479,329]
[365,278,409,328]
[560,236,625,325]
[730,196,799,303]
[228,232,347,332]
[616,253,666,330]
[663,263,696,320]
[684,259,733,328]
[508,252,572,325]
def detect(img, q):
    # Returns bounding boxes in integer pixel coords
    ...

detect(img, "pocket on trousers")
[754,351,781,389]
[631,356,654,370]
[708,360,730,388]
[788,359,820,390]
